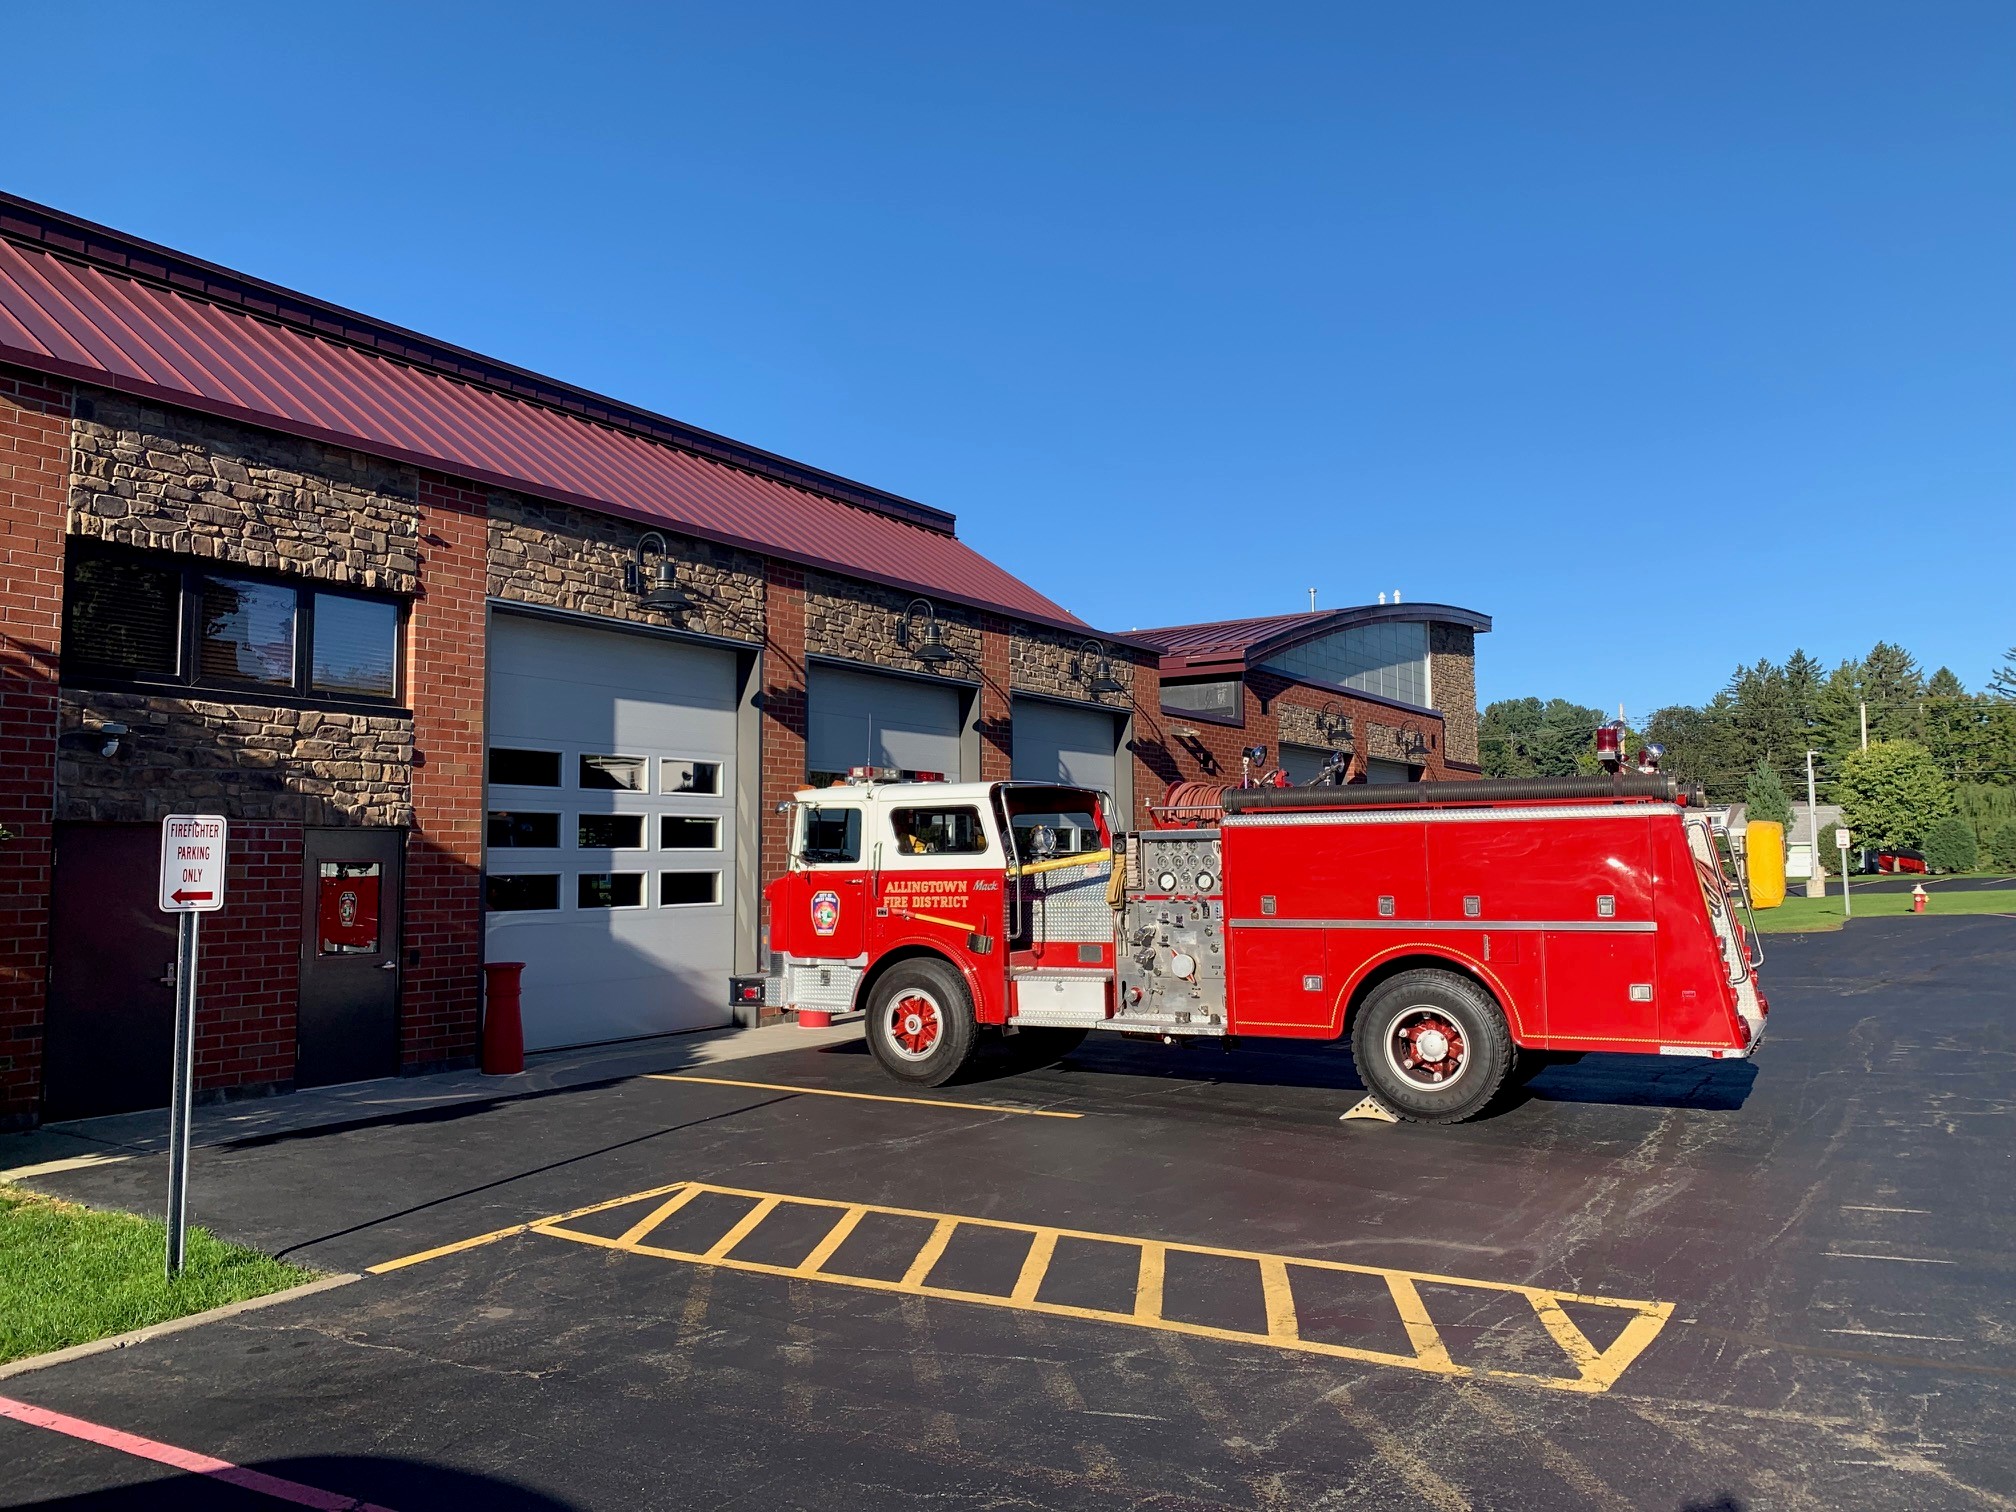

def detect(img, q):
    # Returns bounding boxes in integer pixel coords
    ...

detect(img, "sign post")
[1835,827,1852,919]
[158,815,227,1278]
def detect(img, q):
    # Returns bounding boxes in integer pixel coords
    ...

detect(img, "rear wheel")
[866,958,980,1087]
[1349,969,1513,1123]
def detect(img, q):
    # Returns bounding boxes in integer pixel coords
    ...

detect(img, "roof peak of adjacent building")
[0,190,956,537]
[1133,601,1492,666]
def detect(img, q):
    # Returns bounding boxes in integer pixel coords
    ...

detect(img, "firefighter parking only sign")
[159,814,228,913]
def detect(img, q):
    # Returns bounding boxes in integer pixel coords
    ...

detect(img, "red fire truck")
[761,770,1766,1122]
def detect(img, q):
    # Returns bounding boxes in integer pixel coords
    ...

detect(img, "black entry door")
[43,825,181,1121]
[297,828,404,1088]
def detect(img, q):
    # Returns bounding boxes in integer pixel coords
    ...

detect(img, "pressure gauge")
[1195,870,1216,893]
[1156,870,1178,893]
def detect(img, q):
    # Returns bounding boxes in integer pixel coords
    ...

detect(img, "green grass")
[0,1184,315,1364]
[1751,888,2016,933]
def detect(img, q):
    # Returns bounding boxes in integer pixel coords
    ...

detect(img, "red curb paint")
[0,1394,398,1511]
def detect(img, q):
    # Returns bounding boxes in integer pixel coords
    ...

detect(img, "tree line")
[1480,643,2016,866]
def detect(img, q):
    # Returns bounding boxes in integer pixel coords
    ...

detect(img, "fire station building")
[0,193,1486,1127]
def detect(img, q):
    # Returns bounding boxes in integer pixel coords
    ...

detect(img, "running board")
[1095,1014,1226,1037]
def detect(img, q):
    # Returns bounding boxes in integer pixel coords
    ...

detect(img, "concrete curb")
[0,1272,362,1381]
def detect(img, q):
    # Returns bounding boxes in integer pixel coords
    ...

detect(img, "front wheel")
[865,958,980,1087]
[1349,969,1513,1123]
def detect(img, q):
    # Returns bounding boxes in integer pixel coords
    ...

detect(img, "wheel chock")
[1341,1095,1400,1124]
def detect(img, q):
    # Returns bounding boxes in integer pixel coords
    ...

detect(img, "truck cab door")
[778,801,868,960]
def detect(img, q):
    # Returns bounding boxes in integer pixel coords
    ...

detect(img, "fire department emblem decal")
[337,890,359,927]
[811,890,841,937]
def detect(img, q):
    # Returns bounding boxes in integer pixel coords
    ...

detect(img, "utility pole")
[1860,702,1868,750]
[1804,750,1824,898]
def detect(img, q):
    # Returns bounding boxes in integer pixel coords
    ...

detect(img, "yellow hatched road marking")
[514,1178,1673,1394]
[645,1074,1083,1119]
[615,1185,706,1248]
[366,1181,692,1274]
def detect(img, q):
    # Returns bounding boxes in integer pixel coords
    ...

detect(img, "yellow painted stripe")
[366,1181,692,1274]
[796,1206,868,1275]
[614,1184,706,1248]
[1012,1229,1060,1304]
[1134,1243,1166,1322]
[902,1218,959,1288]
[1385,1272,1455,1370]
[645,1074,1083,1119]
[1259,1257,1300,1342]
[705,1196,782,1260]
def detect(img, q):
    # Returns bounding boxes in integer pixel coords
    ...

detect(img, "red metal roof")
[1136,604,1493,671]
[0,201,1087,631]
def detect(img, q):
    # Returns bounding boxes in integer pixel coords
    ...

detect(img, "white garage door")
[486,615,738,1050]
[808,666,964,783]
[1012,698,1119,797]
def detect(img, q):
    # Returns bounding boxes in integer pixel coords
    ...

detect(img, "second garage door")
[486,614,739,1050]
[1012,698,1121,798]
[807,665,965,784]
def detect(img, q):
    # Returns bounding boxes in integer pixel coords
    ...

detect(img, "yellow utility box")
[1746,820,1786,908]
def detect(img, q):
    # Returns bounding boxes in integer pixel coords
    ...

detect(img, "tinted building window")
[311,594,399,699]
[198,576,297,687]
[66,555,182,676]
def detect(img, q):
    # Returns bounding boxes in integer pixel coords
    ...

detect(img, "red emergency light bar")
[844,766,948,784]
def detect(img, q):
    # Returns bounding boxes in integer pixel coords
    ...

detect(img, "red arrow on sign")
[170,889,213,904]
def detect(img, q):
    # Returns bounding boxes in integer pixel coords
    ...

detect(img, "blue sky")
[9,3,2011,714]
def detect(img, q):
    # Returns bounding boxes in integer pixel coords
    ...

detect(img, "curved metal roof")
[0,193,1087,631]
[1134,604,1492,672]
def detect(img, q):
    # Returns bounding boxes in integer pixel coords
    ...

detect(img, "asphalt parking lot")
[5,915,2014,1511]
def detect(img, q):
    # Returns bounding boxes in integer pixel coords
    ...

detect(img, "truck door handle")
[378,960,398,971]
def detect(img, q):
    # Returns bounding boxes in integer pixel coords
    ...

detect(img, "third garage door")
[486,614,738,1050]
[807,665,965,784]
[1012,698,1120,799]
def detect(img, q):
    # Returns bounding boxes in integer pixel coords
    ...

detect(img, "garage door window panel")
[660,816,722,851]
[577,814,647,850]
[489,811,560,848]
[490,748,562,787]
[661,872,722,907]
[578,873,646,909]
[488,874,561,912]
[580,755,648,791]
[662,759,722,796]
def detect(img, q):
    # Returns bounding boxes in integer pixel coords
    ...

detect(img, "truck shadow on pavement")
[879,1034,1761,1117]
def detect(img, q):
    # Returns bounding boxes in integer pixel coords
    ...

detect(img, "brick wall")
[0,371,68,1125]
[759,564,809,888]
[194,821,302,1093]
[403,476,487,1071]
[977,618,1015,782]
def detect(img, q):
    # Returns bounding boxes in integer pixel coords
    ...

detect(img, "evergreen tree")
[1744,757,1793,864]
[1920,668,1983,783]
[1784,649,1823,751]
[1813,659,1867,774]
[1478,698,1605,778]
[1989,648,2016,701]
[1861,641,1926,744]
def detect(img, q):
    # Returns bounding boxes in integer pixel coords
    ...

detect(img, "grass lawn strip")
[1750,888,2016,933]
[0,1184,315,1365]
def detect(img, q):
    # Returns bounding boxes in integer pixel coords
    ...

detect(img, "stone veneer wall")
[1429,624,1479,767]
[1006,626,1137,710]
[69,392,420,592]
[487,494,764,640]
[56,691,412,825]
[802,570,985,674]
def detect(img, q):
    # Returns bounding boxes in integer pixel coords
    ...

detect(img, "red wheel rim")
[1386,1010,1468,1088]
[887,992,943,1060]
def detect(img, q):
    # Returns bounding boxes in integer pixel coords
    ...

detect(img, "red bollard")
[482,961,526,1074]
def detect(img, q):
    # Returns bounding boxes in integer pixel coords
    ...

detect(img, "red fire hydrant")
[482,961,526,1074]
[1911,885,1928,915]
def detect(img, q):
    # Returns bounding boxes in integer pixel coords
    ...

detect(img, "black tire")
[1349,968,1513,1124]
[1005,1027,1088,1069]
[865,958,980,1087]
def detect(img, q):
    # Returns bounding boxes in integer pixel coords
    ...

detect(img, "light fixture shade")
[1090,666,1124,694]
[642,559,692,610]
[915,637,956,663]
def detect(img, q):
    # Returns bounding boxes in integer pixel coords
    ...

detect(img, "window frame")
[61,539,409,714]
